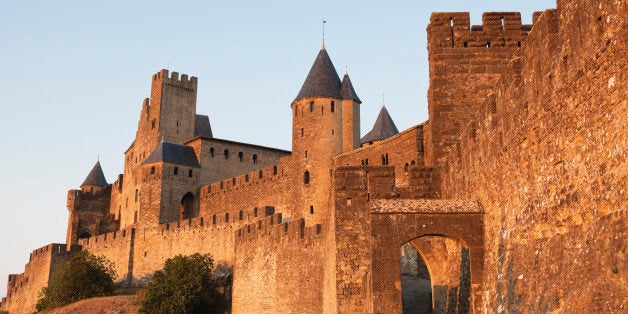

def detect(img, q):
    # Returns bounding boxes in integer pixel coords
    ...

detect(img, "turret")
[80,161,108,193]
[291,45,345,223]
[360,105,399,147]
[340,72,361,152]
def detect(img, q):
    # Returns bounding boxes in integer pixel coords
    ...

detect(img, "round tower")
[291,46,346,224]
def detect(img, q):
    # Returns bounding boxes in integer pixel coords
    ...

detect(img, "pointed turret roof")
[142,141,201,168]
[360,106,399,144]
[340,73,361,103]
[81,161,108,187]
[194,114,213,138]
[294,47,342,102]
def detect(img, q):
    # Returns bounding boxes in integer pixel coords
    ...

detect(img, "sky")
[0,0,555,298]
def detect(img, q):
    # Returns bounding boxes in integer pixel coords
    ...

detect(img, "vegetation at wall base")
[140,253,227,314]
[35,251,116,311]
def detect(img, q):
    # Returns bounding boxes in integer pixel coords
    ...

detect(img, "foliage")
[36,251,116,311]
[140,253,227,314]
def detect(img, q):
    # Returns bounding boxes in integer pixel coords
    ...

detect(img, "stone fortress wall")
[1,1,625,313]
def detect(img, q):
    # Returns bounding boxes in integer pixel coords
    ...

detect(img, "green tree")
[140,253,227,314]
[36,251,116,311]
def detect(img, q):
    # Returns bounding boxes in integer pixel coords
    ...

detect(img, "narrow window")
[209,147,214,157]
[254,207,258,217]
[253,154,258,164]
[411,160,416,166]
[212,214,216,224]
[151,119,156,129]
[224,149,229,159]
[238,151,243,162]
[309,101,314,112]
[382,155,386,165]
[305,151,308,158]
[310,205,314,214]
[331,129,334,135]
[304,171,310,184]
[174,167,178,175]
[258,170,263,179]
[245,174,249,182]
[134,211,138,223]
[301,128,304,137]
[404,163,409,172]
[232,177,236,185]
[331,101,335,112]
[295,105,298,117]
[239,210,243,220]
[135,189,138,202]
[385,153,389,165]
[273,166,277,175]
[188,169,193,177]
[225,213,229,222]
[150,166,155,174]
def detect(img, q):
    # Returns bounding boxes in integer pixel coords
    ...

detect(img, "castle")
[1,0,626,313]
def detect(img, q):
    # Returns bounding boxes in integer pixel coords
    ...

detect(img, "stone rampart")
[439,2,626,312]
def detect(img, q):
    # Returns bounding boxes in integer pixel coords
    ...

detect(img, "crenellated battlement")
[203,164,283,197]
[236,214,323,244]
[152,69,197,90]
[428,12,534,49]
[78,227,135,246]
[28,243,80,263]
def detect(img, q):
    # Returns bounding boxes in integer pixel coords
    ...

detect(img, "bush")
[140,253,227,314]
[36,251,116,311]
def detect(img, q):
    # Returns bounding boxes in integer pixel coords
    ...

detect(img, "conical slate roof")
[360,106,399,144]
[340,73,361,103]
[81,161,108,187]
[294,48,342,102]
[142,141,201,168]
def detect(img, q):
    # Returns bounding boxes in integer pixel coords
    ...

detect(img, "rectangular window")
[331,101,335,112]
[309,101,314,112]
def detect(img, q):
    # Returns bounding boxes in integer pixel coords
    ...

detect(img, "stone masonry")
[1,1,625,313]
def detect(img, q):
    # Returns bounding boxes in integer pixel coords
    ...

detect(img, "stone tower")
[340,72,361,152]
[291,45,360,223]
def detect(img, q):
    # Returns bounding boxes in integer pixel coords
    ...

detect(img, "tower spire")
[322,19,327,49]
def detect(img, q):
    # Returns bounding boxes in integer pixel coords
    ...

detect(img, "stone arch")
[400,235,471,313]
[179,192,198,220]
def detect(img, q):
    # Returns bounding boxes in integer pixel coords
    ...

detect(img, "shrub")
[36,251,116,311]
[140,253,227,314]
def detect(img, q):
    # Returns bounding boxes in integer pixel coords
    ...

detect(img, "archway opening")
[180,192,197,220]
[401,235,471,313]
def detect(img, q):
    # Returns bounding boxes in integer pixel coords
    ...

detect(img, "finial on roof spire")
[382,93,386,108]
[322,19,327,49]
[345,66,348,75]
[97,154,100,162]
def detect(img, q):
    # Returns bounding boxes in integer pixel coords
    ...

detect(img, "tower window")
[188,169,193,177]
[254,207,258,217]
[135,189,139,202]
[239,210,243,220]
[303,171,310,184]
[305,151,308,158]
[331,101,335,112]
[259,170,263,179]
[151,119,156,129]
[225,213,229,222]
[209,147,214,157]
[295,105,298,116]
[224,149,229,159]
[238,151,243,162]
[301,128,304,137]
[273,166,277,175]
[309,101,314,112]
[253,154,258,164]
[310,205,314,214]
[150,166,155,174]
[174,167,178,175]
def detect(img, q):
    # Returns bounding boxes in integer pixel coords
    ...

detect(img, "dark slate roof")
[360,106,400,144]
[294,48,342,102]
[142,141,201,168]
[340,73,361,103]
[81,161,108,187]
[194,114,213,138]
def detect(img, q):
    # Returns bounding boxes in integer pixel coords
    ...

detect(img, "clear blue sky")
[0,0,555,297]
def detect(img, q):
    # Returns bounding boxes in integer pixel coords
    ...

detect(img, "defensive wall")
[435,1,626,312]
[0,244,81,314]
[232,214,326,313]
